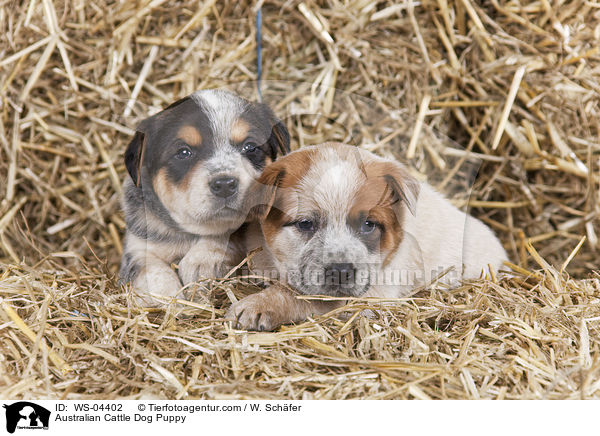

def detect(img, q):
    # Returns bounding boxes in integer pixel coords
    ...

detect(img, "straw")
[0,0,598,400]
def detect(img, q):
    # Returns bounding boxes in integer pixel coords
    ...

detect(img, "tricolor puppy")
[120,90,289,305]
[228,143,508,330]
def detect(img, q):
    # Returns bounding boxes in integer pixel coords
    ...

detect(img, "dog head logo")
[3,402,50,433]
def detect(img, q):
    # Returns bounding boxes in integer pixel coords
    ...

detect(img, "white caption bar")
[0,400,594,435]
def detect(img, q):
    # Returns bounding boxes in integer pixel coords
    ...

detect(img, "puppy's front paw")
[178,257,227,285]
[132,266,183,307]
[226,293,282,331]
[178,236,233,285]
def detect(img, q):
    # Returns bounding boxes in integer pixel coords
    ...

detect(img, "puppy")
[120,90,289,305]
[227,143,508,330]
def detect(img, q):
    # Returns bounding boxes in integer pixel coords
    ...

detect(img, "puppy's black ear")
[124,97,190,187]
[382,163,420,216]
[163,95,190,111]
[267,119,290,159]
[124,131,146,187]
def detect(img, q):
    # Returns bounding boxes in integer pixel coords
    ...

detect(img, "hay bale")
[0,0,598,399]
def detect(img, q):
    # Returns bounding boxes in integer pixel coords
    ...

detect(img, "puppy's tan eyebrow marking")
[231,119,250,143]
[177,125,202,146]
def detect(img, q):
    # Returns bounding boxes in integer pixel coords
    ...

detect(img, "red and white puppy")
[228,143,508,330]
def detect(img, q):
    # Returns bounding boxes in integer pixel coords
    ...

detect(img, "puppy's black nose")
[209,176,238,198]
[325,263,356,286]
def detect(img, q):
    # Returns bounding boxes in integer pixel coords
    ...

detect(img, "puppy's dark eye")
[242,141,259,154]
[360,220,377,234]
[296,219,316,233]
[175,147,192,160]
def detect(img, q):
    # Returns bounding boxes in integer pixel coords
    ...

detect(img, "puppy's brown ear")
[382,163,420,216]
[124,131,146,187]
[256,161,286,219]
[258,160,286,186]
[255,148,315,219]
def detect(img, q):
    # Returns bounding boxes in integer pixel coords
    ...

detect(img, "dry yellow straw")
[0,300,73,375]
